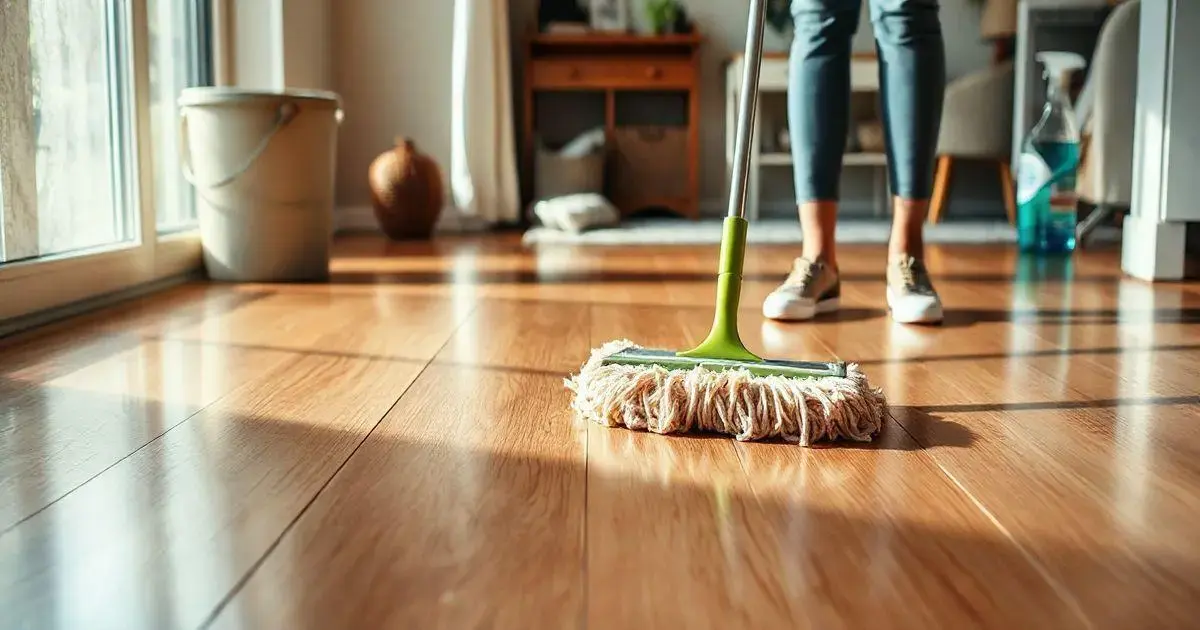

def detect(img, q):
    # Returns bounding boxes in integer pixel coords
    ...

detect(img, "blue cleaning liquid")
[1016,140,1079,254]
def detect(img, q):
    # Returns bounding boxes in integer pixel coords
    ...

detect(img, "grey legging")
[788,0,945,201]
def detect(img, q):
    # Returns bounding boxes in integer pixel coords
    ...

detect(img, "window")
[29,1,134,259]
[150,0,212,233]
[0,0,212,326]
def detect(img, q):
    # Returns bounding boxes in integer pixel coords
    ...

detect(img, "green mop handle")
[678,0,767,363]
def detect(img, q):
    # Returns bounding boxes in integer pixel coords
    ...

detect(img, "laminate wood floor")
[2,235,1198,629]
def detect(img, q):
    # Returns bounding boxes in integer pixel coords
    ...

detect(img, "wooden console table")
[523,32,702,219]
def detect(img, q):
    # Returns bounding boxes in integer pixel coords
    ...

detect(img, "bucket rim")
[178,86,341,108]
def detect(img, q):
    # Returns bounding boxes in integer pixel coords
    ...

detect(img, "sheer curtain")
[449,0,521,226]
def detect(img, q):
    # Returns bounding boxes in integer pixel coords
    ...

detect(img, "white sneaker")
[762,258,840,321]
[886,255,943,324]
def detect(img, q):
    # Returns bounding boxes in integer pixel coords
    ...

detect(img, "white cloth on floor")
[533,193,620,233]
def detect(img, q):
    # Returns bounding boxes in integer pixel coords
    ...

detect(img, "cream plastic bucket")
[178,87,343,281]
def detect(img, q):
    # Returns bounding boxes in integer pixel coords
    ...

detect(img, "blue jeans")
[788,0,945,201]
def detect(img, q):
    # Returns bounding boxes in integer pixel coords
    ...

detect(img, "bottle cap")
[1036,51,1086,75]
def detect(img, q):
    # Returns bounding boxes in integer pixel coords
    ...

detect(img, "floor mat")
[522,217,1122,246]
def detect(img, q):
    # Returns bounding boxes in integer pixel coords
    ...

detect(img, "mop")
[564,0,887,446]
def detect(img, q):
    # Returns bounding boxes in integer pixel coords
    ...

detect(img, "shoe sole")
[763,297,840,321]
[889,306,944,324]
[886,288,943,324]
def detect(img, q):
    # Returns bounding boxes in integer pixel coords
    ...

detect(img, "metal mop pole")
[677,0,771,363]
[727,0,768,220]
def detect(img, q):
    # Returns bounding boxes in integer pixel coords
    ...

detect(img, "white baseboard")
[1122,214,1187,281]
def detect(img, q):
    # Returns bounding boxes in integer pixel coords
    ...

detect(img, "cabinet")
[523,33,702,219]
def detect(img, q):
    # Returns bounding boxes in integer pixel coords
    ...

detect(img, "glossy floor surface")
[2,235,1199,629]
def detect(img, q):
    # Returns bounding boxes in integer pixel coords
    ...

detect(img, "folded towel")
[533,193,620,233]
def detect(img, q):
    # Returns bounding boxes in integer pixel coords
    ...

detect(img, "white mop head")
[565,339,887,446]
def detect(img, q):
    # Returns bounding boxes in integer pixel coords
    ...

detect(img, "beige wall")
[229,0,281,89]
[329,0,996,216]
[511,0,993,217]
[331,0,455,209]
[281,0,333,90]
[227,0,332,90]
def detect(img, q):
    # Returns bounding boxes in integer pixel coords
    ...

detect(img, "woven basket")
[534,145,606,201]
[611,126,688,205]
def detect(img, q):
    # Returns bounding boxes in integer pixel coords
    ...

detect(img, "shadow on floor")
[762,306,1200,328]
[149,338,975,450]
[914,395,1200,415]
[153,337,570,378]
[885,406,978,449]
[327,270,1118,286]
[0,287,272,379]
[773,308,884,324]
[941,307,1200,327]
[855,343,1200,367]
[5,377,1198,628]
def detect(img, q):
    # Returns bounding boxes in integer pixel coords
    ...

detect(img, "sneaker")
[762,258,840,321]
[886,255,944,324]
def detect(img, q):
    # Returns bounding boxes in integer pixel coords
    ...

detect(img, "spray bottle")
[1015,51,1086,254]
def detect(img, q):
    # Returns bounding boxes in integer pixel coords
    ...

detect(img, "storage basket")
[611,126,688,205]
[533,144,606,201]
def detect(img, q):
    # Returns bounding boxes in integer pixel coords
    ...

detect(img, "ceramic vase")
[368,138,444,240]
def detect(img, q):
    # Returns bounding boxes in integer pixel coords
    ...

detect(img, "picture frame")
[588,0,629,32]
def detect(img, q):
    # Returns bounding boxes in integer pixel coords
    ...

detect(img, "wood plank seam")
[774,314,1090,620]
[194,300,482,628]
[931,455,1094,626]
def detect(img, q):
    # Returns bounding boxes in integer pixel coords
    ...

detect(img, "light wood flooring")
[2,234,1199,629]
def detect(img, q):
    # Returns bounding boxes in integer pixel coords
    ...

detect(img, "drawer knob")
[568,66,581,79]
[646,66,662,79]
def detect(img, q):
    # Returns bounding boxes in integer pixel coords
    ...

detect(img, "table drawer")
[531,58,694,89]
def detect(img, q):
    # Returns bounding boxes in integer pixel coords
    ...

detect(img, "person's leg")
[870,0,946,323]
[763,0,859,322]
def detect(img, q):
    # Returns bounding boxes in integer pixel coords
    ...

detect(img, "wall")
[226,0,332,90]
[331,0,455,210]
[325,0,1000,220]
[281,0,333,90]
[511,0,1002,219]
[229,1,281,89]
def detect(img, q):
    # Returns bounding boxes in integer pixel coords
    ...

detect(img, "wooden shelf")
[531,32,702,47]
[760,152,887,166]
[726,54,887,220]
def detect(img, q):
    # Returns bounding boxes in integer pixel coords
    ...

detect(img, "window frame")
[0,0,38,263]
[0,0,209,324]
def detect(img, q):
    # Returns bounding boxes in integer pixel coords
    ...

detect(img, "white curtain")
[450,0,521,225]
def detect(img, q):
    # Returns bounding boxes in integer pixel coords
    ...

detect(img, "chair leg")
[998,160,1016,225]
[928,156,953,223]
[1076,203,1116,248]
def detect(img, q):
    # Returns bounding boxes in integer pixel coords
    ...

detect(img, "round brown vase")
[368,137,444,240]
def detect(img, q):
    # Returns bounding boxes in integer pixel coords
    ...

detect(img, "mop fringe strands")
[566,340,886,446]
[564,0,889,445]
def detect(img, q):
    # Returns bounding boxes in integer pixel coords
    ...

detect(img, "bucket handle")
[179,101,301,190]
